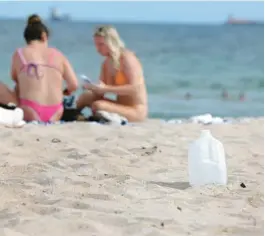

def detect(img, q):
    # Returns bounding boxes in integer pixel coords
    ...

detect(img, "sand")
[0,118,263,236]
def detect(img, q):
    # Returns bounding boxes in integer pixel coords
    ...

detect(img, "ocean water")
[0,19,263,119]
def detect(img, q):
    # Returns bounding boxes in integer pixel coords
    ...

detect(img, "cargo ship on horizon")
[225,15,263,25]
[49,7,71,22]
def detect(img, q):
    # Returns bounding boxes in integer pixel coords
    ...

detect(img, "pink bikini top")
[17,48,62,79]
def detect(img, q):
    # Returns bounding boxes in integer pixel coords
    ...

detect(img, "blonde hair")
[94,25,125,70]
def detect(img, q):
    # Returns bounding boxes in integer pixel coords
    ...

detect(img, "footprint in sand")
[70,163,93,170]
[0,209,19,228]
[129,145,159,157]
[32,197,61,206]
[60,149,87,159]
[60,148,77,152]
[60,148,88,160]
[81,193,111,201]
[46,160,66,170]
[0,209,16,221]
[29,205,61,216]
[95,137,109,142]
[71,201,91,210]
[90,148,109,158]
[13,140,24,147]
[71,180,91,188]
[33,174,54,186]
[96,173,118,180]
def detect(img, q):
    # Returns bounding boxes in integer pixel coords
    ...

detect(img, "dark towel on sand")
[61,108,87,122]
[0,103,17,110]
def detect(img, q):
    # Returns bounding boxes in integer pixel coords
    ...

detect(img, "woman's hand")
[83,82,106,95]
[63,88,71,96]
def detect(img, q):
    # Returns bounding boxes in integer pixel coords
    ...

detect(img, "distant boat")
[50,7,71,22]
[225,15,263,25]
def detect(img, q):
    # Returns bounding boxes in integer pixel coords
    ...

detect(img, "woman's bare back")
[13,45,65,105]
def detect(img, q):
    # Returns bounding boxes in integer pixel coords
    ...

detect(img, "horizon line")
[0,16,264,25]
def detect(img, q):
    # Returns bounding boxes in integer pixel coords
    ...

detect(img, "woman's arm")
[11,52,18,83]
[10,52,20,98]
[62,55,79,95]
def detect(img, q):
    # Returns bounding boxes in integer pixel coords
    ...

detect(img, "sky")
[0,1,263,23]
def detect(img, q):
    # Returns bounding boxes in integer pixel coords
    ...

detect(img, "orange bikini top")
[114,70,127,85]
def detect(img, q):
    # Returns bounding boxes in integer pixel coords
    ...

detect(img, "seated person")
[76,25,148,122]
[0,14,78,122]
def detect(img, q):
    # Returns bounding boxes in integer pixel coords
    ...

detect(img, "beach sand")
[0,119,263,236]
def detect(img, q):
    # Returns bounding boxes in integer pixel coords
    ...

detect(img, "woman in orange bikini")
[76,26,148,122]
[0,14,78,122]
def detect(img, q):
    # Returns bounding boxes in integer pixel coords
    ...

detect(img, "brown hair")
[24,14,50,44]
[27,14,42,25]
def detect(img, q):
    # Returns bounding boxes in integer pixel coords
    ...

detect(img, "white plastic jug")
[188,129,227,186]
[0,106,25,128]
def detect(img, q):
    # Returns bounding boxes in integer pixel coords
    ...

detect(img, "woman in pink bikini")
[0,14,78,122]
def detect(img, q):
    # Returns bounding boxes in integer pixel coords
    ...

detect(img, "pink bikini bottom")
[20,99,63,122]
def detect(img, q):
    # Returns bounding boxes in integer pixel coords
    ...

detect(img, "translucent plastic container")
[188,129,227,186]
[0,106,25,127]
